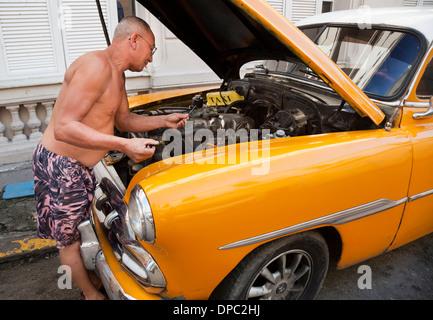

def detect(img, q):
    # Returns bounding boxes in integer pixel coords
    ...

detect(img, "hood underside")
[138,0,299,79]
[136,0,385,125]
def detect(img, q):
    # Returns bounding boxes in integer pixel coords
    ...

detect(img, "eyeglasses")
[137,33,157,56]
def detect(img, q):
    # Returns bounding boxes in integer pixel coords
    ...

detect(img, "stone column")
[0,119,8,145]
[25,103,43,142]
[8,105,27,143]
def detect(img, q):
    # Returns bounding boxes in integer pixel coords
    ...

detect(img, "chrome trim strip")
[219,197,407,250]
[405,101,430,108]
[371,98,402,108]
[94,160,126,194]
[408,188,433,202]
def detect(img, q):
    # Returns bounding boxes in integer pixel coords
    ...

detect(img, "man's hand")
[164,113,189,129]
[123,138,159,163]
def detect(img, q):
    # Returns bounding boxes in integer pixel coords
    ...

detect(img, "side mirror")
[413,97,433,119]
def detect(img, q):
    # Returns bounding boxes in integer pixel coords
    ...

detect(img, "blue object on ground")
[2,180,34,199]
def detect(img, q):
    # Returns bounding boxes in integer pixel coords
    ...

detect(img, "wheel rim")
[246,249,313,300]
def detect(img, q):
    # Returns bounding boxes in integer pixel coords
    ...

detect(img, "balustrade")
[0,101,54,165]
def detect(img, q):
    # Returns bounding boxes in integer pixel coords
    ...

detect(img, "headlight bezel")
[127,185,155,243]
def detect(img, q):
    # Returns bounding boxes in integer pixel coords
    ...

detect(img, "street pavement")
[0,196,57,263]
[0,161,56,263]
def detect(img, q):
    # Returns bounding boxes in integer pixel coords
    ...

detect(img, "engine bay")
[109,74,388,186]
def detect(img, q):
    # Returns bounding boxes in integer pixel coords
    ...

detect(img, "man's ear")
[128,33,138,49]
[129,33,139,42]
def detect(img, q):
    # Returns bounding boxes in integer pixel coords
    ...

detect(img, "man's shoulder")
[77,51,111,71]
[65,51,112,86]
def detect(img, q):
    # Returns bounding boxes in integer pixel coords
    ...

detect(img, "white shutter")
[60,0,111,67]
[0,0,60,76]
[403,0,433,6]
[403,0,419,6]
[266,0,285,15]
[290,0,318,22]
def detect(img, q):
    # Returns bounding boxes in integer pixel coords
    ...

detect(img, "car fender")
[126,128,412,298]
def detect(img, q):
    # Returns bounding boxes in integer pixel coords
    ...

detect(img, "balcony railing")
[0,101,54,165]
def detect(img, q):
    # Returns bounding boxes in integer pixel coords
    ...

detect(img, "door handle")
[413,97,433,120]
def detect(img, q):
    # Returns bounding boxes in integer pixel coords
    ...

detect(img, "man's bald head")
[113,16,152,40]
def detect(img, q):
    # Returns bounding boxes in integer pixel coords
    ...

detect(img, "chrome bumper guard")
[79,218,134,299]
[79,162,166,298]
[79,216,166,299]
[77,220,100,271]
[95,251,136,300]
[79,191,166,300]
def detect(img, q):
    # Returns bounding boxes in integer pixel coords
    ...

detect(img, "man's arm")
[114,90,189,133]
[53,55,158,163]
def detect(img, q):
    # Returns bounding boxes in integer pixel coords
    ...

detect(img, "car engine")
[109,74,385,185]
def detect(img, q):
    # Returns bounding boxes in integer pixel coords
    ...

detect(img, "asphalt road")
[317,232,433,300]
[0,233,432,300]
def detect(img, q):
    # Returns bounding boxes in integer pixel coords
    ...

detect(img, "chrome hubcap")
[246,250,313,300]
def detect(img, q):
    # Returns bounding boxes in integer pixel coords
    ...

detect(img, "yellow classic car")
[78,0,433,300]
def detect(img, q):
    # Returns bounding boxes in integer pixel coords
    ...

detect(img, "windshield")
[253,26,421,98]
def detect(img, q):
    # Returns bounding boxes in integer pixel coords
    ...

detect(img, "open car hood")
[136,0,385,125]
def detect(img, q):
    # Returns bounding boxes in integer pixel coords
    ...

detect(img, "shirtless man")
[32,16,188,300]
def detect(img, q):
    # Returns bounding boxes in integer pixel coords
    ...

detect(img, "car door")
[390,49,433,249]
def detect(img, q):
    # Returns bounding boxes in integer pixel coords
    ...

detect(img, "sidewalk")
[0,161,56,263]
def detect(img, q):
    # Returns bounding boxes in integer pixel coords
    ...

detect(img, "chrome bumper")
[78,219,134,300]
[79,213,165,299]
[79,161,165,299]
[95,251,136,300]
[77,220,100,271]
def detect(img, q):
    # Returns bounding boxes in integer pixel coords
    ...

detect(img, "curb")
[0,231,57,263]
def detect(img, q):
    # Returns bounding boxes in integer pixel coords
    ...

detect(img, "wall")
[0,0,220,166]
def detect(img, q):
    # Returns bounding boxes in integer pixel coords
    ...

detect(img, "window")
[0,0,64,78]
[250,26,422,99]
[417,58,433,97]
[322,1,333,13]
[0,0,116,86]
[305,26,421,97]
[266,1,332,23]
[61,0,114,67]
[290,0,319,22]
[116,0,135,22]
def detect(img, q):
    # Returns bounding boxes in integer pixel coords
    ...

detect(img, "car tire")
[211,231,329,300]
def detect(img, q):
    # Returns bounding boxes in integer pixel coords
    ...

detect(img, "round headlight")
[127,185,155,243]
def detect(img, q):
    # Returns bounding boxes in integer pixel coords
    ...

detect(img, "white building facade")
[0,0,431,165]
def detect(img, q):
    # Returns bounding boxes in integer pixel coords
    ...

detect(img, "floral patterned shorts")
[32,143,96,250]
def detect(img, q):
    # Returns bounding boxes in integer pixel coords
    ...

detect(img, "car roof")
[296,7,433,44]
